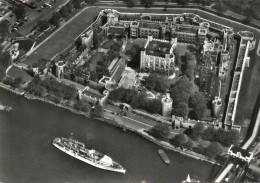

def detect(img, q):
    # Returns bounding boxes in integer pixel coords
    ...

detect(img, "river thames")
[0,88,214,183]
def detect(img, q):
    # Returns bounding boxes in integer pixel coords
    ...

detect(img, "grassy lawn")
[7,66,33,84]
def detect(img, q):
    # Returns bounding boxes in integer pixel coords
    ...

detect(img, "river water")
[0,88,213,183]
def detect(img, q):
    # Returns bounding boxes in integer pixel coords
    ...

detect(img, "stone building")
[161,93,173,118]
[140,35,175,75]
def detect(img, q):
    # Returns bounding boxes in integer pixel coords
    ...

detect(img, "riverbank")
[20,87,219,166]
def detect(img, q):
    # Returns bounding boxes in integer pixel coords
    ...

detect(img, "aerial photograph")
[0,0,260,182]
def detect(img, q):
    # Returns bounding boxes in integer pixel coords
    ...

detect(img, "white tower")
[55,61,66,79]
[212,96,222,118]
[161,93,173,118]
[99,90,109,106]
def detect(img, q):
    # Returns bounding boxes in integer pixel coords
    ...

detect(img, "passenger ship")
[53,137,126,174]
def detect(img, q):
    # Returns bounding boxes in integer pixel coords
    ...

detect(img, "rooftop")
[111,59,126,82]
[146,40,172,57]
[139,22,162,30]
[175,27,197,34]
[230,146,251,158]
[107,26,125,35]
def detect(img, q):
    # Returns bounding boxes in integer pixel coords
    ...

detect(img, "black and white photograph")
[0,0,260,182]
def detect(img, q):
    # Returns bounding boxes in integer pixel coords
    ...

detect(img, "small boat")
[158,149,170,164]
[4,106,12,112]
[0,104,12,112]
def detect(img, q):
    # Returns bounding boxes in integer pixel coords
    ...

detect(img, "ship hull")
[53,139,126,174]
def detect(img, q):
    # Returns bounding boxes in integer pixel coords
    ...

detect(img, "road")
[103,105,177,138]
[17,0,70,35]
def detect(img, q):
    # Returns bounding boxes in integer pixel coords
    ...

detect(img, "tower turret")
[161,93,173,118]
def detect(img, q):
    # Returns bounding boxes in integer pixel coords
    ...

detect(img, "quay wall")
[0,82,24,96]
[22,91,218,165]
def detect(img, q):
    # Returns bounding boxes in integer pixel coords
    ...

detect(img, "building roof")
[107,26,125,35]
[230,146,251,158]
[176,27,197,34]
[82,87,102,99]
[110,61,126,82]
[146,40,172,57]
[139,22,162,30]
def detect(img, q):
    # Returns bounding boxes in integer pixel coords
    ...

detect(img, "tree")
[0,68,5,81]
[3,77,13,86]
[204,142,223,158]
[170,76,198,105]
[37,20,50,31]
[0,20,10,37]
[74,100,91,112]
[184,52,196,80]
[143,73,167,93]
[50,12,62,26]
[13,5,26,20]
[188,122,204,140]
[148,124,170,141]
[26,81,44,97]
[172,103,189,117]
[87,0,98,4]
[11,77,23,88]
[145,99,162,114]
[182,138,193,150]
[243,16,253,25]
[140,0,154,7]
[65,2,74,13]
[175,0,189,5]
[192,103,207,120]
[72,0,81,9]
[0,50,11,69]
[170,133,187,147]
[59,6,70,18]
[126,44,141,69]
[123,0,135,7]
[202,126,216,141]
[90,104,103,118]
[189,92,206,108]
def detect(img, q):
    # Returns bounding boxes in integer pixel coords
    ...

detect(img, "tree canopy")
[170,133,187,147]
[109,88,162,114]
[183,52,196,80]
[140,0,155,7]
[170,76,198,105]
[204,142,223,158]
[186,122,204,141]
[148,124,170,141]
[50,12,62,26]
[123,0,135,7]
[37,20,50,31]
[172,102,189,118]
[13,5,26,20]
[143,73,167,93]
[59,6,70,18]
[0,20,10,37]
[90,104,103,118]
